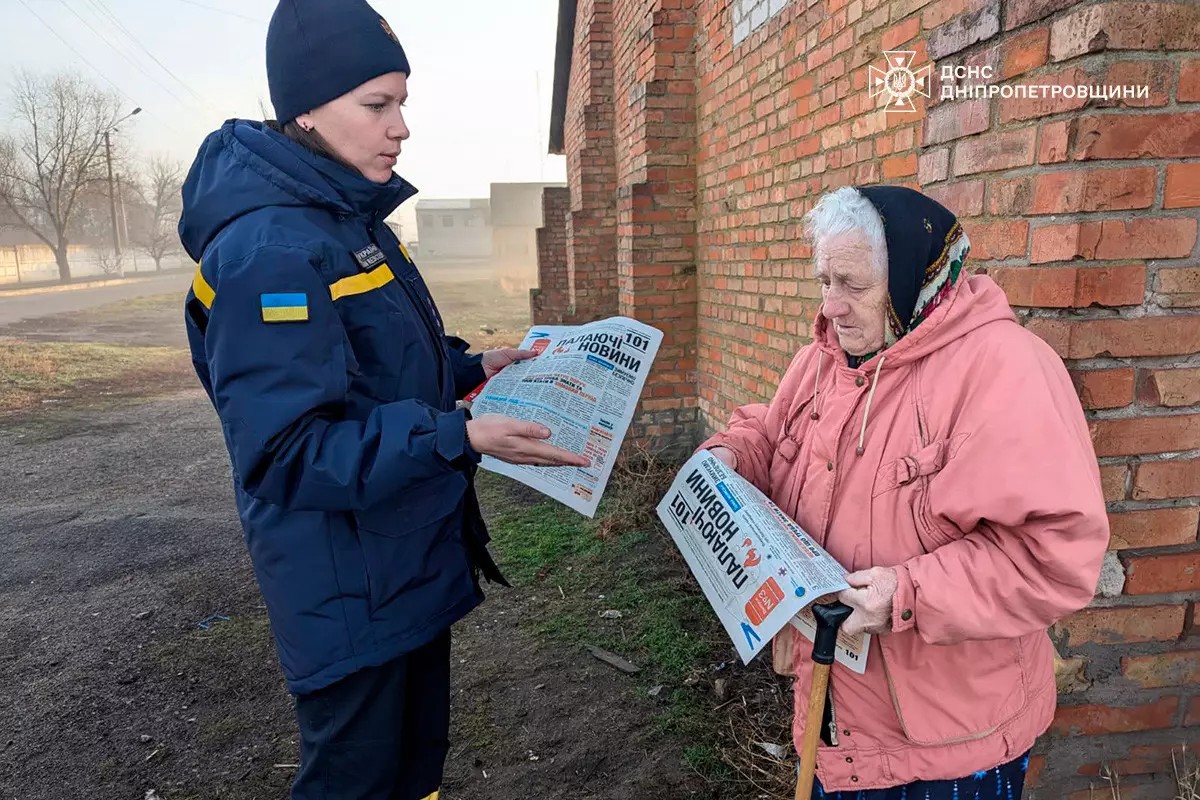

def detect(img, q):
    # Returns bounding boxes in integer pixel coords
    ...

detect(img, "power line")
[14,0,132,102]
[85,0,208,106]
[170,0,267,24]
[57,0,197,110]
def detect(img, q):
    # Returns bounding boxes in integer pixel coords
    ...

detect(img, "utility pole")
[104,130,120,258]
[116,172,129,251]
[103,107,142,260]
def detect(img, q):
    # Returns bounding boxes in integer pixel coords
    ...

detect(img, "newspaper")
[467,317,663,518]
[657,450,869,669]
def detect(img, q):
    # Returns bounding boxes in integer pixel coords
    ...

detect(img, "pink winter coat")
[699,274,1109,791]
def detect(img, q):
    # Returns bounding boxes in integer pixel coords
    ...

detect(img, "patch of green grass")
[479,469,752,792]
[683,744,733,781]
[487,500,605,585]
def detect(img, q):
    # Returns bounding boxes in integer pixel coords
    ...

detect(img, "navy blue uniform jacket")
[180,120,502,695]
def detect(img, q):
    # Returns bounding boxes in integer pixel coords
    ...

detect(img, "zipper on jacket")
[368,217,449,394]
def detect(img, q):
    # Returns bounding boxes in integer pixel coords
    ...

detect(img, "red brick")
[993,265,1143,308]
[1073,112,1200,161]
[1143,367,1200,409]
[953,128,1037,176]
[999,66,1089,123]
[1001,26,1049,79]
[993,266,1074,307]
[1166,164,1200,209]
[1156,268,1200,308]
[918,147,950,184]
[1057,605,1185,645]
[924,180,984,218]
[987,177,1032,215]
[1109,508,1200,550]
[1182,59,1200,102]
[1104,60,1173,108]
[1100,464,1128,502]
[1079,742,1200,777]
[963,220,1028,260]
[1125,550,1200,595]
[1038,120,1071,163]
[1188,696,1200,726]
[924,99,990,146]
[927,2,1001,60]
[882,153,917,179]
[1031,167,1156,213]
[1123,651,1200,689]
[1135,459,1200,500]
[1004,0,1077,30]
[881,15,921,50]
[1076,264,1146,306]
[922,0,976,29]
[1090,413,1200,456]
[1030,219,1198,263]
[1026,754,1046,789]
[1071,367,1135,409]
[1050,696,1179,736]
[1050,3,1200,63]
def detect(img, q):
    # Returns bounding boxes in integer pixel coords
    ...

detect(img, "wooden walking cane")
[795,601,853,800]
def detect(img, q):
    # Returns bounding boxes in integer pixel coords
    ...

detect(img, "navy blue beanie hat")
[267,0,411,124]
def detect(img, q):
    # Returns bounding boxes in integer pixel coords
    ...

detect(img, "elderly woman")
[701,185,1109,798]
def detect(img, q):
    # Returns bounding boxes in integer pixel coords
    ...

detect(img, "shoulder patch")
[260,292,309,323]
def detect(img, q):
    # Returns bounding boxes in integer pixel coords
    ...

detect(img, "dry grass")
[585,442,797,798]
[1083,746,1200,800]
[594,439,681,539]
[424,261,535,350]
[1177,747,1200,800]
[0,338,192,412]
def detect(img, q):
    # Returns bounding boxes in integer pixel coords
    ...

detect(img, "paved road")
[0,272,192,326]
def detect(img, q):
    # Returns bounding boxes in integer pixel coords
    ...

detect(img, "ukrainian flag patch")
[260,292,309,323]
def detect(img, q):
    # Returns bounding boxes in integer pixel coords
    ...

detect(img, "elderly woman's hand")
[838,567,899,637]
[708,446,737,469]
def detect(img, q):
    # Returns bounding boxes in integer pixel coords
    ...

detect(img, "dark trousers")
[292,632,451,800]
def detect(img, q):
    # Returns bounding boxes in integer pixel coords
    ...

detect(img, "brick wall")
[919,4,1200,792]
[611,0,701,449]
[531,186,571,323]
[540,0,1200,791]
[567,0,621,322]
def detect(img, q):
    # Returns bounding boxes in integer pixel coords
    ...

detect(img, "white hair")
[803,186,888,279]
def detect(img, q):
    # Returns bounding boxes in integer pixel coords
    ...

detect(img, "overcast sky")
[0,0,567,231]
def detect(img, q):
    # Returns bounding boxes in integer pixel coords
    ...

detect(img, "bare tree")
[133,157,183,271]
[0,71,124,281]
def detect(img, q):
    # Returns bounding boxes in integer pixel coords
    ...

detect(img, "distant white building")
[414,199,491,261]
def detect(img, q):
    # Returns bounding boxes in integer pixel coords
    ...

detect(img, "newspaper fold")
[656,451,870,669]
[469,316,663,518]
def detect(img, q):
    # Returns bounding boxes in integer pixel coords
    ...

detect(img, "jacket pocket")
[873,438,965,552]
[879,631,1028,746]
[354,474,467,616]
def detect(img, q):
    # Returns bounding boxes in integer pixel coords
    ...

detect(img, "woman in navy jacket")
[180,2,588,797]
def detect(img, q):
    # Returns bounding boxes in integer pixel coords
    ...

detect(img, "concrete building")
[533,0,1200,794]
[489,182,567,268]
[414,198,491,261]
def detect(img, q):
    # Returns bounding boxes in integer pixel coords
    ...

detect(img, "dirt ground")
[0,263,793,800]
